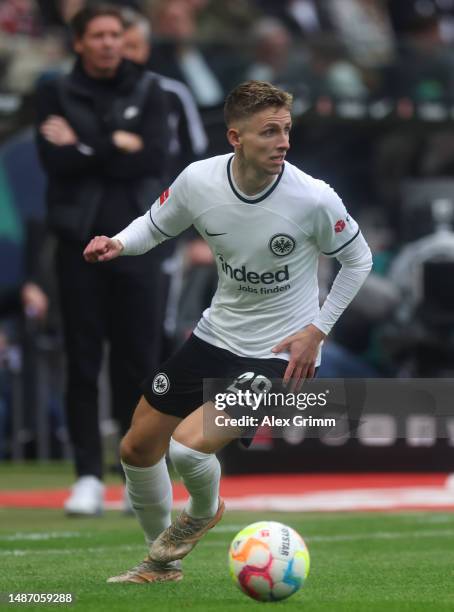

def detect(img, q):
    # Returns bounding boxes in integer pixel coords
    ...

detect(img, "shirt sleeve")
[313,183,360,256]
[311,230,373,335]
[113,167,193,254]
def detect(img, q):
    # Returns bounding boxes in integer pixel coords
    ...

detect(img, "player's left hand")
[272,324,326,391]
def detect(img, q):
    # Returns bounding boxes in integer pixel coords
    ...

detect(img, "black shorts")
[142,334,289,445]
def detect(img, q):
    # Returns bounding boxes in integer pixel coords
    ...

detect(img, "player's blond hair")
[224,81,293,127]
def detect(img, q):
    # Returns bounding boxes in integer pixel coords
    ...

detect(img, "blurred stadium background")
[1,0,454,525]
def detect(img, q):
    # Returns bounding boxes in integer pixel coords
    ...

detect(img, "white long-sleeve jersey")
[114,154,372,364]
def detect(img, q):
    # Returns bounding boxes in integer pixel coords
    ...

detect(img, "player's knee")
[120,432,166,467]
[120,435,147,467]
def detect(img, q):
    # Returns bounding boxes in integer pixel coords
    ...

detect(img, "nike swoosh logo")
[205,229,227,237]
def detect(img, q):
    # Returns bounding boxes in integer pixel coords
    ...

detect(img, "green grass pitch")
[0,465,453,611]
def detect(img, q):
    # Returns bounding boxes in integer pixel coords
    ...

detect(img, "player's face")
[74,16,124,77]
[235,106,291,176]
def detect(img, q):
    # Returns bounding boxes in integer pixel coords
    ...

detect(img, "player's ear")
[227,127,241,149]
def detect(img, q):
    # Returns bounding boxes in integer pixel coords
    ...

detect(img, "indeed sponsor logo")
[218,254,289,284]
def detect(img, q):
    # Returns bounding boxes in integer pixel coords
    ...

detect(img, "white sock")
[122,458,172,547]
[169,438,220,519]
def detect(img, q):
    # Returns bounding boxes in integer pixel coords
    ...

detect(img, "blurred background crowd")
[1,0,454,468]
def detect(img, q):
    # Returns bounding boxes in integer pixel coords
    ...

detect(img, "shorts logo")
[152,373,170,395]
[269,234,296,257]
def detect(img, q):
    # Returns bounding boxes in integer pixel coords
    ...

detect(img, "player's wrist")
[113,239,124,253]
[305,324,326,343]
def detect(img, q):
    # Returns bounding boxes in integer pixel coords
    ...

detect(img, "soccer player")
[83,80,372,584]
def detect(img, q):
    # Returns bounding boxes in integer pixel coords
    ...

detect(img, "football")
[228,521,310,601]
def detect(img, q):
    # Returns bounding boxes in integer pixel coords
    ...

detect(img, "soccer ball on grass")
[228,521,310,602]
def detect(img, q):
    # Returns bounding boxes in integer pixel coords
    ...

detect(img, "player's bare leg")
[149,401,242,564]
[108,396,183,583]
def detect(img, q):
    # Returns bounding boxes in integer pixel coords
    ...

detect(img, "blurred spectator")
[430,0,454,44]
[327,0,395,68]
[387,0,452,37]
[122,7,213,360]
[0,280,48,459]
[244,17,302,86]
[0,32,68,93]
[122,7,208,177]
[257,1,393,93]
[0,0,41,36]
[35,5,169,515]
[259,0,395,69]
[307,38,369,98]
[244,17,365,99]
[255,0,333,37]
[374,4,454,232]
[148,0,230,107]
[193,0,259,42]
[248,6,369,98]
[383,5,454,100]
[0,0,69,94]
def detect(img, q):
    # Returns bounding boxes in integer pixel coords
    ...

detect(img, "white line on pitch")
[0,531,84,542]
[1,528,454,556]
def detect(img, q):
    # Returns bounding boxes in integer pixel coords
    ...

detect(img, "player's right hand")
[83,236,124,263]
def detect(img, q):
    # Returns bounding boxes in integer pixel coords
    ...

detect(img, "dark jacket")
[35,58,169,242]
[149,72,208,181]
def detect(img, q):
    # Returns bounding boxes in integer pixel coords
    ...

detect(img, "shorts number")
[227,372,272,395]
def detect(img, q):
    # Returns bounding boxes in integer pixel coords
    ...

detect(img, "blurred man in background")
[122,7,214,357]
[35,4,169,515]
[147,0,226,108]
[121,7,208,179]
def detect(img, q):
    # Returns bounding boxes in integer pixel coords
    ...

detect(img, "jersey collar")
[227,155,285,204]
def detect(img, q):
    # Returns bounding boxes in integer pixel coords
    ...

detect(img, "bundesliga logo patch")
[159,188,170,206]
[334,219,346,233]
